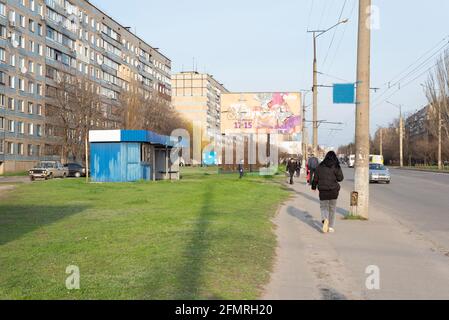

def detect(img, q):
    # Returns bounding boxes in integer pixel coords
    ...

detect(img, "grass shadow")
[0,204,90,246]
[173,183,216,299]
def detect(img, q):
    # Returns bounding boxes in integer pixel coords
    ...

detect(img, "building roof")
[89,130,185,147]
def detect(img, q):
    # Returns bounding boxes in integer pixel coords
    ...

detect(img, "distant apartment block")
[172,71,229,140]
[0,0,172,174]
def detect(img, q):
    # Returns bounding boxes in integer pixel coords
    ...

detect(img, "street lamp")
[386,101,404,167]
[308,19,349,155]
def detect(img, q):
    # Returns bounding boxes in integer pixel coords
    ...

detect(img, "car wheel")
[386,181,391,184]
[75,172,81,178]
[63,173,66,179]
[30,176,35,181]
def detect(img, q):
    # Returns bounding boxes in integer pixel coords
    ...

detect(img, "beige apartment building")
[0,0,171,174]
[172,71,228,141]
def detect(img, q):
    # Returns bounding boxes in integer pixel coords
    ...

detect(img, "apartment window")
[0,94,5,107]
[0,48,5,62]
[28,61,34,73]
[37,84,42,96]
[0,139,4,154]
[29,40,35,53]
[28,82,34,94]
[36,124,42,136]
[38,24,43,36]
[28,102,33,114]
[0,116,4,129]
[18,122,24,134]
[0,71,5,85]
[37,104,42,115]
[29,19,35,32]
[27,144,33,156]
[30,0,35,12]
[19,15,25,28]
[28,123,34,135]
[9,76,15,89]
[18,143,24,155]
[36,145,40,156]
[7,142,14,155]
[8,120,14,132]
[0,3,5,17]
[18,100,24,112]
[37,64,43,76]
[10,54,15,67]
[19,78,25,91]
[0,25,6,39]
[8,98,14,110]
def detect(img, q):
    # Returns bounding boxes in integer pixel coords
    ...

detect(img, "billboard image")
[221,92,302,134]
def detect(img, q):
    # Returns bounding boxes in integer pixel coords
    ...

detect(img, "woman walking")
[311,151,344,233]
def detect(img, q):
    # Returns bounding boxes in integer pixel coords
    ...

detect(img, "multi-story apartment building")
[0,0,171,174]
[172,71,228,140]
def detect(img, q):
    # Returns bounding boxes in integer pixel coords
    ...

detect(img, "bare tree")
[47,69,104,163]
[119,80,191,135]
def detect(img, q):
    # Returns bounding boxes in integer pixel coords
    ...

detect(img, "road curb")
[390,167,449,174]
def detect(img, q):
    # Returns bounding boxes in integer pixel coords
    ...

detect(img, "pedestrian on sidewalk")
[295,159,302,178]
[287,158,297,185]
[307,154,319,185]
[238,159,245,179]
[311,151,344,234]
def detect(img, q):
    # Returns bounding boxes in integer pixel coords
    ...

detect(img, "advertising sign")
[221,92,302,134]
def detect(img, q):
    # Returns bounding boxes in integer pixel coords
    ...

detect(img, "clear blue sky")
[91,0,449,148]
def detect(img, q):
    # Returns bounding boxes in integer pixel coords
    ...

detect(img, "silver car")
[369,163,391,184]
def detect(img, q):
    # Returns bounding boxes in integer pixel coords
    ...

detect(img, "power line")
[373,36,449,104]
[373,58,443,111]
[322,0,348,67]
[326,0,357,75]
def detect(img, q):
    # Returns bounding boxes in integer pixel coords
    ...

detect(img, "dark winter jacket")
[308,157,319,170]
[287,160,297,174]
[311,158,344,201]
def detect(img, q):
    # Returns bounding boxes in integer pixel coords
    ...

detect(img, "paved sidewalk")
[262,178,449,300]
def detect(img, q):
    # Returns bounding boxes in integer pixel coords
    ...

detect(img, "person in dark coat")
[286,158,297,185]
[295,159,302,178]
[238,160,245,179]
[311,151,344,233]
[307,154,319,185]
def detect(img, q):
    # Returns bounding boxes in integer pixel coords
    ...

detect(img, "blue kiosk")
[89,130,181,182]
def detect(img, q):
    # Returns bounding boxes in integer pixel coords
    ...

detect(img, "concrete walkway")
[262,177,449,300]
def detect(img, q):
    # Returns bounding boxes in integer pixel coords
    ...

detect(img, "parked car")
[369,163,391,184]
[64,163,86,178]
[29,161,69,181]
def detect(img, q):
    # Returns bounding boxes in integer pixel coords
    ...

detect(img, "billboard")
[220,92,302,134]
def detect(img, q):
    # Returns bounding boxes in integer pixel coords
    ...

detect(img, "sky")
[91,0,449,148]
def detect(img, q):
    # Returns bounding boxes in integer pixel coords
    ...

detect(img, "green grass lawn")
[0,171,29,177]
[0,167,289,300]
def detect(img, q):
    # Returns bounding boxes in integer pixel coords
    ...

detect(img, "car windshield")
[370,164,386,170]
[37,162,55,168]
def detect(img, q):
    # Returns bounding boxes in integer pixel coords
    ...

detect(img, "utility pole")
[399,106,404,167]
[353,0,371,219]
[308,19,348,156]
[438,102,442,170]
[312,34,318,155]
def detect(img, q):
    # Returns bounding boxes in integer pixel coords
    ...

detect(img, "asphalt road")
[341,167,449,251]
